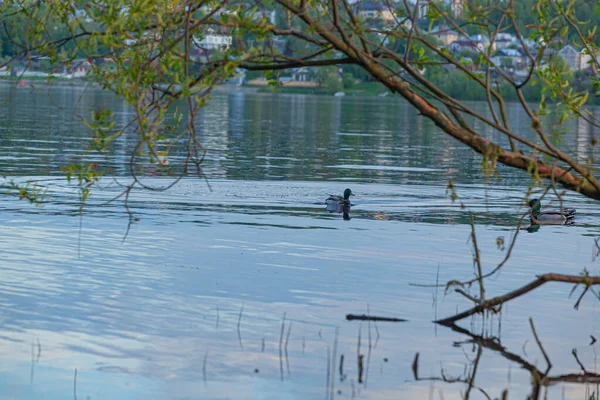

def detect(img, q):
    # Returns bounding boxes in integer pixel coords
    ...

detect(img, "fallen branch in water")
[346,314,407,322]
[435,273,600,326]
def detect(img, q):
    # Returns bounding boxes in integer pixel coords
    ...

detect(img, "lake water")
[1,82,599,399]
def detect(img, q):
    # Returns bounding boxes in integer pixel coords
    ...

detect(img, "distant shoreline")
[0,76,390,97]
[2,79,556,103]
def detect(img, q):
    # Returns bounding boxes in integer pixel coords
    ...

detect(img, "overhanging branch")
[436,273,600,326]
[240,56,355,70]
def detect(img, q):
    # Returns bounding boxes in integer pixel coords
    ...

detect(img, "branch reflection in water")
[410,319,600,399]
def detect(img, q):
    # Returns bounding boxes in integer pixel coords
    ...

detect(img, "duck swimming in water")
[528,198,576,225]
[326,188,353,213]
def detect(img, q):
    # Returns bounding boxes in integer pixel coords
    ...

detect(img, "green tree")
[325,71,343,92]
[342,72,355,89]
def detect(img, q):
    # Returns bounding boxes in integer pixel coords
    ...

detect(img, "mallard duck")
[528,198,576,225]
[326,188,353,213]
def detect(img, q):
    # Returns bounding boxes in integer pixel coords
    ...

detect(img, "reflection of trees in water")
[0,85,123,175]
[4,88,599,188]
[413,321,600,399]
[576,116,595,164]
[0,89,565,186]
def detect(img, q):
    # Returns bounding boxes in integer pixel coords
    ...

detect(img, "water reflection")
[1,85,600,399]
[411,321,600,399]
[576,116,595,164]
[2,85,600,188]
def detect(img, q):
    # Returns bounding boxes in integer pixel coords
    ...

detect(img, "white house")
[194,29,233,50]
[291,68,310,82]
[69,60,93,78]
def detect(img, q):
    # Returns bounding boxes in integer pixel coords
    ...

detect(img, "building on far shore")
[352,1,396,23]
[291,68,310,82]
[579,49,600,72]
[194,28,233,51]
[431,25,458,46]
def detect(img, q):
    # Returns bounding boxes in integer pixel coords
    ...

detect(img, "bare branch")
[436,273,600,326]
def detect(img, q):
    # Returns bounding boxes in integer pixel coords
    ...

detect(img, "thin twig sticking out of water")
[529,318,552,375]
[203,350,208,386]
[411,353,419,380]
[573,285,590,310]
[279,312,286,382]
[29,338,42,383]
[365,304,373,388]
[373,320,380,350]
[285,322,292,376]
[358,354,364,385]
[434,262,440,336]
[237,303,244,351]
[30,342,34,384]
[261,338,265,352]
[30,339,40,384]
[572,349,587,373]
[464,344,483,400]
[35,339,41,362]
[357,324,362,384]
[73,368,77,400]
[469,213,485,304]
[330,327,339,400]
[325,343,331,400]
[215,306,219,330]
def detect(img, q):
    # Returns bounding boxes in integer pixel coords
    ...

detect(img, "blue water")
[0,83,599,399]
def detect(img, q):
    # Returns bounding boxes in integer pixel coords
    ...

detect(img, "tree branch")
[436,273,600,326]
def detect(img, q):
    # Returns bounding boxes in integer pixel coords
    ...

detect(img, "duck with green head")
[326,188,353,213]
[528,198,576,225]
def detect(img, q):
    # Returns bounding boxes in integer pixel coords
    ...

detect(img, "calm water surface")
[0,83,600,399]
